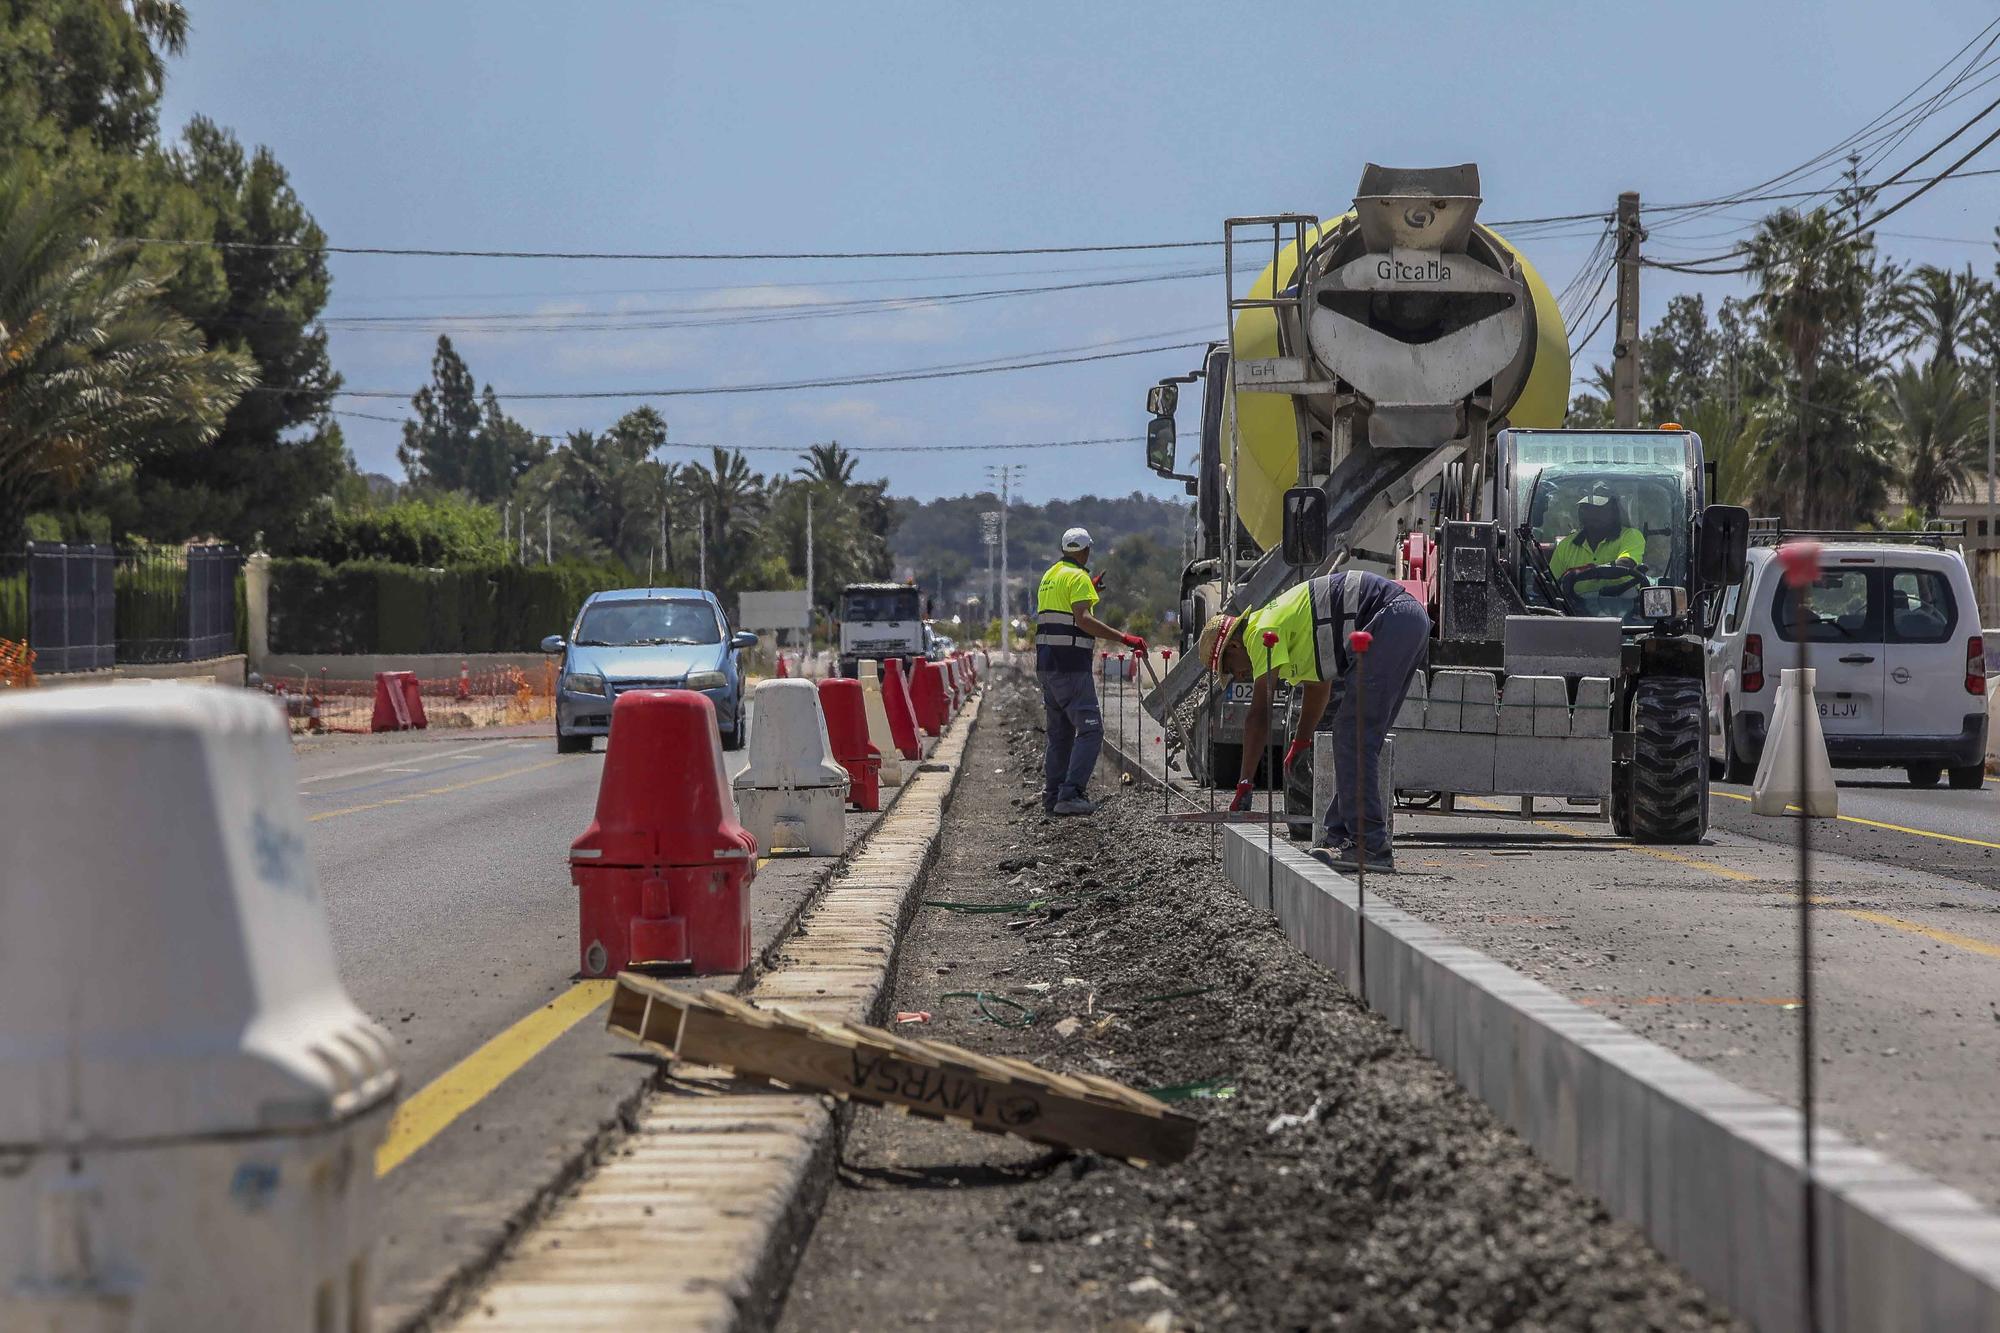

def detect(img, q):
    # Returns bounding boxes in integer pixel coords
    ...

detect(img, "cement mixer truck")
[1141,164,1749,843]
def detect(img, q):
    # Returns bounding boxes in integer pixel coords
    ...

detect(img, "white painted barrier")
[733,679,848,854]
[0,684,398,1332]
[855,661,904,787]
[1752,666,1838,816]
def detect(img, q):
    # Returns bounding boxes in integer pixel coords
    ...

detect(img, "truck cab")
[837,582,924,678]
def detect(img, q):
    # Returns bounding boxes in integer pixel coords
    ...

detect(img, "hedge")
[267,558,634,655]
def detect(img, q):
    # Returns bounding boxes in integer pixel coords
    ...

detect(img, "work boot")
[1310,843,1396,875]
[1051,796,1100,816]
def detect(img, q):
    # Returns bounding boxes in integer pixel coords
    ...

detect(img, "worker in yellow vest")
[1196,569,1428,872]
[1035,527,1148,816]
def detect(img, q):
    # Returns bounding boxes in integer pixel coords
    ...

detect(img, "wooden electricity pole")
[1612,191,1642,428]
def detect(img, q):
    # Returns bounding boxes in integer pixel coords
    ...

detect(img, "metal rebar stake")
[1262,631,1280,906]
[1351,631,1373,1003]
[1780,541,1822,1333]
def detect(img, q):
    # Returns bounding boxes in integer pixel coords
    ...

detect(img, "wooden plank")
[607,974,1199,1165]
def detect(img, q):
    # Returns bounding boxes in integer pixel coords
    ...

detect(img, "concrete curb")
[446,693,984,1331]
[1221,824,2000,1333]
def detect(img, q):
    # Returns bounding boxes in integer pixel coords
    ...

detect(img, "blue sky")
[159,1,2000,504]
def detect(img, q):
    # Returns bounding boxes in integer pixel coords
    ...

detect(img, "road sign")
[737,589,810,631]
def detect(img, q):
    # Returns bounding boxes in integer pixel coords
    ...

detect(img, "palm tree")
[0,171,255,540]
[686,446,765,580]
[1890,264,1983,366]
[1741,208,1871,526]
[1887,358,1984,518]
[796,440,857,487]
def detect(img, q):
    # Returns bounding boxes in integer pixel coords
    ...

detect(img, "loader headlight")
[684,670,728,691]
[564,671,607,697]
[1639,585,1688,620]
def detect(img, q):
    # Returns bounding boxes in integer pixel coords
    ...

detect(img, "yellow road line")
[310,758,568,822]
[1838,909,2000,961]
[376,980,615,1177]
[1461,796,2000,962]
[1713,788,2000,851]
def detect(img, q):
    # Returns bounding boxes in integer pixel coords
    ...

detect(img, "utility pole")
[697,501,707,591]
[986,465,1025,653]
[1987,363,1996,617]
[544,503,551,564]
[805,491,815,655]
[980,510,1000,644]
[1612,190,1642,429]
[502,502,511,561]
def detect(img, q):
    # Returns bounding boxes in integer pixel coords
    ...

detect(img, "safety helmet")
[1061,526,1092,553]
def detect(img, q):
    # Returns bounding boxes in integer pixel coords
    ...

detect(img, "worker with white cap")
[1195,569,1428,871]
[1035,526,1148,815]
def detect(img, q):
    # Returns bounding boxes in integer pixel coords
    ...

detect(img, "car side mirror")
[1697,504,1750,587]
[1281,487,1329,568]
[540,634,566,654]
[1146,381,1178,417]
[731,630,758,650]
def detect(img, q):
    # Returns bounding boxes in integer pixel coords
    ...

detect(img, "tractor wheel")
[1625,676,1709,844]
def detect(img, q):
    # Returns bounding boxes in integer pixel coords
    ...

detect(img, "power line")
[302,334,1215,402]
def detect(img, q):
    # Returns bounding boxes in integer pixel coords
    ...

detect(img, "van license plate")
[1819,700,1857,720]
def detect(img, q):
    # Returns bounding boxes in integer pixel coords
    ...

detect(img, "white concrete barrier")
[855,661,904,787]
[733,679,848,854]
[1753,666,1838,816]
[0,684,398,1332]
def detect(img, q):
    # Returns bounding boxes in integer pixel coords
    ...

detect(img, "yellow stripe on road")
[376,980,615,1177]
[310,758,569,822]
[1713,788,2000,851]
[1839,909,2000,961]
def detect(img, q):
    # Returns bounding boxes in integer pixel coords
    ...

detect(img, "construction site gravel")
[778,675,1737,1331]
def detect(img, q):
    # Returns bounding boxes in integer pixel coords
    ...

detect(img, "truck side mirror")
[1281,487,1328,568]
[1146,382,1179,417]
[1145,415,1178,474]
[1697,504,1750,587]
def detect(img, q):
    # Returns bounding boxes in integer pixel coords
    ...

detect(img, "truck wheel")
[1907,764,1942,788]
[1947,764,1985,790]
[1624,676,1708,844]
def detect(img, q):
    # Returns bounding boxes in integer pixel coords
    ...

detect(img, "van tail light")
[1743,634,1765,693]
[1969,636,1988,697]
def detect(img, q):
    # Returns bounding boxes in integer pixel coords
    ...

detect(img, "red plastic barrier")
[369,671,428,732]
[816,678,882,812]
[570,690,755,977]
[881,657,924,759]
[910,660,947,737]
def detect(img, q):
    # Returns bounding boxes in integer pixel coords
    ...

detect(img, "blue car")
[543,588,758,754]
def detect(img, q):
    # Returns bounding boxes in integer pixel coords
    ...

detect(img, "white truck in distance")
[838,582,924,678]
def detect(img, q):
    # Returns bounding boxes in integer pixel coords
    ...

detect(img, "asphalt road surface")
[292,715,874,1327]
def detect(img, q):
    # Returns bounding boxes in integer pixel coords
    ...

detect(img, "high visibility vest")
[1241,572,1374,685]
[1035,559,1098,672]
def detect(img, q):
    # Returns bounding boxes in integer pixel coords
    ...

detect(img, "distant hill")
[888,490,1192,633]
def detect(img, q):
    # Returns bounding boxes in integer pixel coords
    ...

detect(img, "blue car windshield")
[574,599,720,646]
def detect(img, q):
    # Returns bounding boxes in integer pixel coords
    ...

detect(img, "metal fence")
[11,542,241,672]
[26,542,116,672]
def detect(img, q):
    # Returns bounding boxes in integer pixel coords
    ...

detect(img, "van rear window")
[1884,568,1956,644]
[1769,566,1959,644]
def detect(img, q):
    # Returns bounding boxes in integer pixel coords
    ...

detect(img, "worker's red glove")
[1283,737,1306,772]
[1120,633,1147,653]
[1229,779,1254,812]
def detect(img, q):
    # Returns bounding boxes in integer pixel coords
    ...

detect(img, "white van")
[1704,527,1988,789]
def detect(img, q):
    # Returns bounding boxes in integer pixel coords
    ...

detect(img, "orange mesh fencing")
[271,661,557,734]
[0,639,35,690]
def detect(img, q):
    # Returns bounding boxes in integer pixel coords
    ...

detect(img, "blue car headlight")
[564,671,607,697]
[684,670,727,691]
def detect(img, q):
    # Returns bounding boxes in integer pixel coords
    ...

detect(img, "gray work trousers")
[1039,670,1102,809]
[1323,596,1430,855]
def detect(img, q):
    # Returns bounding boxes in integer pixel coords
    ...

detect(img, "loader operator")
[1197,570,1428,873]
[1035,527,1149,817]
[1548,485,1646,597]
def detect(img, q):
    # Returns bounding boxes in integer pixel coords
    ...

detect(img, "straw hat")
[1194,612,1244,674]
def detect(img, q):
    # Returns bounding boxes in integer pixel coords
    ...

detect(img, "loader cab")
[1500,430,1700,626]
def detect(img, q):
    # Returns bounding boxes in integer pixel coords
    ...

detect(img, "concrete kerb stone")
[448,692,984,1333]
[1219,824,2000,1333]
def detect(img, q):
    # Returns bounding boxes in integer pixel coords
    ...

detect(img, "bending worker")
[1035,526,1148,816]
[1196,568,1428,872]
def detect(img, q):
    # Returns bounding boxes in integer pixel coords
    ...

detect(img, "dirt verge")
[776,674,1736,1332]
